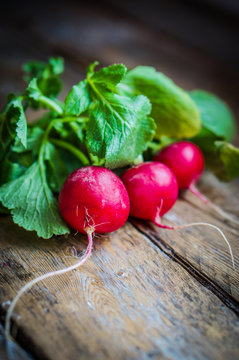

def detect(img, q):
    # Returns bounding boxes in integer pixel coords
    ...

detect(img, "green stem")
[50,138,90,165]
[38,116,88,174]
[39,96,63,115]
[63,116,89,123]
[38,118,59,165]
[87,77,105,103]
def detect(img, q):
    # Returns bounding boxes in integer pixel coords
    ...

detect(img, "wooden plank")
[0,217,239,360]
[130,166,239,303]
[1,0,239,125]
[183,173,239,221]
[0,324,34,360]
[102,0,239,65]
[0,2,239,358]
[25,0,239,123]
[132,197,239,299]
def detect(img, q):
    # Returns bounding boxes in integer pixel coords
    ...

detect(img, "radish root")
[189,184,239,228]
[156,220,235,269]
[5,229,94,340]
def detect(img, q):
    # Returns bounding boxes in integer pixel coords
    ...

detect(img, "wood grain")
[132,194,239,299]
[0,1,239,359]
[0,218,239,360]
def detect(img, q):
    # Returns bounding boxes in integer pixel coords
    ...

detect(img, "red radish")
[5,166,130,340]
[121,162,178,226]
[154,141,204,195]
[154,141,239,227]
[122,161,234,268]
[59,166,130,234]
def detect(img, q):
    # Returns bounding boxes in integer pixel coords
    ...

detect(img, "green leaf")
[189,91,238,181]
[38,76,62,98]
[85,64,156,167]
[23,60,47,81]
[0,162,69,238]
[190,90,236,142]
[201,141,239,181]
[12,98,27,148]
[23,57,64,98]
[0,157,25,185]
[86,61,99,76]
[64,80,91,116]
[64,63,127,116]
[23,57,64,80]
[87,92,155,168]
[48,57,64,75]
[121,66,201,139]
[12,126,44,155]
[57,147,84,175]
[26,78,43,101]
[0,97,27,161]
[89,64,127,92]
[26,79,63,114]
[44,142,69,193]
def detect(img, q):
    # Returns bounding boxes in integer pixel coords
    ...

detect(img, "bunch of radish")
[5,141,235,340]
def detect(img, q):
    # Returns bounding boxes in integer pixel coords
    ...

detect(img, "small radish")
[122,161,234,268]
[121,162,178,226]
[154,141,204,195]
[5,166,130,340]
[154,141,239,227]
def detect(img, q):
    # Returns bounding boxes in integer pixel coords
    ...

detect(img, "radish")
[121,162,178,226]
[154,141,204,194]
[5,166,130,339]
[59,166,130,234]
[122,161,234,268]
[154,141,239,227]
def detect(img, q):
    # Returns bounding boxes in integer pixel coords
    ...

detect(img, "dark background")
[0,0,239,136]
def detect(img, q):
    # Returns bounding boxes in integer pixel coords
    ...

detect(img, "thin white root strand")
[174,222,235,269]
[209,203,239,228]
[189,184,239,228]
[5,230,94,340]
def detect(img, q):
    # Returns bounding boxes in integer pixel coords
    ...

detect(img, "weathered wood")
[1,0,239,126]
[132,189,239,300]
[0,217,239,360]
[0,1,239,359]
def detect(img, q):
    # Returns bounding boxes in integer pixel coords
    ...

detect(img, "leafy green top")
[0,58,237,238]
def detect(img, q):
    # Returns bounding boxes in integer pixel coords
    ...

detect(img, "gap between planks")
[130,219,239,317]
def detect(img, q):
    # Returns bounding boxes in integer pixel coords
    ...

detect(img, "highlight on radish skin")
[122,161,234,268]
[59,166,130,234]
[154,141,239,227]
[154,141,204,192]
[5,166,130,340]
[121,162,178,226]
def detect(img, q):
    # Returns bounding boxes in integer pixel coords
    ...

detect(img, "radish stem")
[189,183,209,204]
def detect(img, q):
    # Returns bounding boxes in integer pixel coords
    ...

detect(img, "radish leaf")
[0,162,69,238]
[120,66,201,139]
[190,90,235,142]
[0,97,27,161]
[64,80,91,116]
[86,64,155,168]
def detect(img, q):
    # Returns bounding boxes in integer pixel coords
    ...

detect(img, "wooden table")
[0,1,239,359]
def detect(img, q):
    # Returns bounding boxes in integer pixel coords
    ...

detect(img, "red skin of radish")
[121,162,178,226]
[59,166,130,234]
[154,141,204,189]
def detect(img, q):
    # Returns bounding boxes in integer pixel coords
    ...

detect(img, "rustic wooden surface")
[0,1,239,359]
